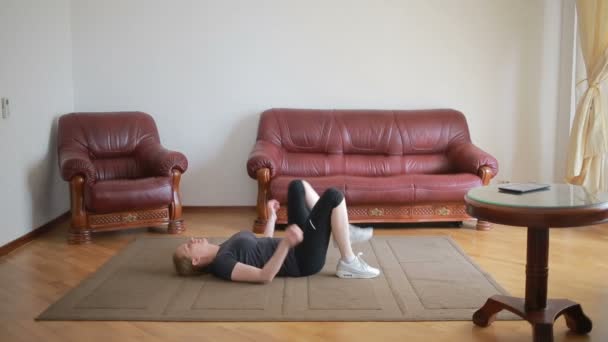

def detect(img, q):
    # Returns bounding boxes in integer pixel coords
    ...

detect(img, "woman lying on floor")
[172,179,380,283]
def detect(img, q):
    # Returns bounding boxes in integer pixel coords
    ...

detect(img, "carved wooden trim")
[168,169,185,233]
[478,165,493,185]
[254,168,271,233]
[275,202,471,224]
[68,176,90,244]
[476,220,492,231]
[89,208,170,231]
[476,165,495,230]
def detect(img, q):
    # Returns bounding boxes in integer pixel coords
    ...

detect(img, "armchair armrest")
[58,148,97,184]
[135,143,188,177]
[447,143,499,179]
[247,140,283,179]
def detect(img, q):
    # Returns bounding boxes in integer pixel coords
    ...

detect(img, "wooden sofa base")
[253,202,491,233]
[67,171,185,244]
[251,167,494,234]
[68,207,185,244]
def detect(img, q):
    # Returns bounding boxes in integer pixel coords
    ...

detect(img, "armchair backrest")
[58,111,160,180]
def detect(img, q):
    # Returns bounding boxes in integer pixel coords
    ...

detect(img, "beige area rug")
[37,236,518,322]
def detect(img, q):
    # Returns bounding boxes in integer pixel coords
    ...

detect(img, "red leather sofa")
[247,108,498,232]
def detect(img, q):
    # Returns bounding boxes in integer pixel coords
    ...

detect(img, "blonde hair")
[173,252,199,277]
[173,251,201,277]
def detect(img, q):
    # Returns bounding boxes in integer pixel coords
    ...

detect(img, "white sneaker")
[333,224,373,247]
[349,224,373,244]
[336,252,381,279]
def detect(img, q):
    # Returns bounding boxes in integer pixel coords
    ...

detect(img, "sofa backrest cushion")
[257,108,471,156]
[256,108,471,176]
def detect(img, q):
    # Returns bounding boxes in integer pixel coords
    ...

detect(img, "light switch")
[1,98,9,119]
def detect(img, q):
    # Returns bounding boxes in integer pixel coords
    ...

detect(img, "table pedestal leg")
[473,227,592,342]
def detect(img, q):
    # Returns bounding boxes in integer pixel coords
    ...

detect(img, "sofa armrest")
[447,143,499,179]
[135,143,189,177]
[247,141,283,178]
[58,148,97,184]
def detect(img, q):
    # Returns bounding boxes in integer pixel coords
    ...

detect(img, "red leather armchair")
[57,111,188,243]
[247,108,499,232]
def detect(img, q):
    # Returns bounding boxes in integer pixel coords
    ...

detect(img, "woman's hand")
[284,224,303,247]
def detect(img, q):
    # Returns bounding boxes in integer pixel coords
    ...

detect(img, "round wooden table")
[465,183,608,342]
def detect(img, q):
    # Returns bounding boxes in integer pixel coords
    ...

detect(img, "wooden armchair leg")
[168,220,184,234]
[476,220,492,231]
[168,169,185,234]
[68,176,92,244]
[253,168,270,233]
[475,166,494,231]
[68,227,92,244]
[254,218,267,233]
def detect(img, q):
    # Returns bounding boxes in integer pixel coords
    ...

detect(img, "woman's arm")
[263,215,276,238]
[231,224,303,284]
[263,199,280,237]
[231,239,291,283]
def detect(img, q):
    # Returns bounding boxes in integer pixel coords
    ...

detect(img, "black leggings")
[288,180,344,276]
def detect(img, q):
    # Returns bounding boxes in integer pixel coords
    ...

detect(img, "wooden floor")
[1,207,607,342]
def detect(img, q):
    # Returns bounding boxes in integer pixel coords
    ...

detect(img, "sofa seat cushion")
[270,174,481,205]
[280,153,452,177]
[85,177,173,213]
[344,175,415,204]
[412,174,482,202]
[270,176,346,204]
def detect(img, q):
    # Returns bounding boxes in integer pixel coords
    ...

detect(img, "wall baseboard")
[0,211,70,257]
[0,207,255,256]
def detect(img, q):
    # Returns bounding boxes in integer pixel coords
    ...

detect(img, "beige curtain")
[566,0,608,192]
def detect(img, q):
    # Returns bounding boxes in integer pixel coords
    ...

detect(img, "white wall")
[70,0,568,206]
[0,0,572,245]
[555,0,577,183]
[0,0,74,246]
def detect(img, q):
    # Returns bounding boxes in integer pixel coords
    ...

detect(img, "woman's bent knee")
[300,261,325,277]
[322,187,344,208]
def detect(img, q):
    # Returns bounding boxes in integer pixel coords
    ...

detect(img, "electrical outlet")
[1,98,9,119]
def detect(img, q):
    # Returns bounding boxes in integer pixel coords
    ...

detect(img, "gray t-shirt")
[210,231,300,280]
